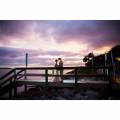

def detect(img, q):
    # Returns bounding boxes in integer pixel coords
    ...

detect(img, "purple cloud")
[0,20,120,67]
[0,20,120,48]
[51,21,120,48]
[28,20,120,49]
[0,46,82,67]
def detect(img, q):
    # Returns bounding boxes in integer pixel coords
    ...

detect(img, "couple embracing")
[53,58,63,82]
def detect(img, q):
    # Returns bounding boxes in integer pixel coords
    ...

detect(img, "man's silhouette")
[58,58,63,82]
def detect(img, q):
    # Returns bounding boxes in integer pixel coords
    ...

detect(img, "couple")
[53,58,63,82]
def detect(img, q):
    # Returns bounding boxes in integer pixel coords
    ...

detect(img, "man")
[58,58,63,82]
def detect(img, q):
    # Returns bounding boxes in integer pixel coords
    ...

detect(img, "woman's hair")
[55,59,58,62]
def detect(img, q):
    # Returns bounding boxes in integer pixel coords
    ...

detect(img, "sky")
[0,20,120,67]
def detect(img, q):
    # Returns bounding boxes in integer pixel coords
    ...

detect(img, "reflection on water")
[0,68,12,77]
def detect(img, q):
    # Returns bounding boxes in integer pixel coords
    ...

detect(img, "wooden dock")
[0,66,112,99]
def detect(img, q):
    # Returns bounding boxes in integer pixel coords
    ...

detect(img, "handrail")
[16,69,25,77]
[16,66,112,70]
[0,66,111,82]
[16,69,25,80]
[0,68,26,98]
[0,68,16,80]
[0,68,25,80]
[15,66,111,85]
[0,75,15,86]
[17,73,109,77]
[0,66,112,82]
[0,68,25,88]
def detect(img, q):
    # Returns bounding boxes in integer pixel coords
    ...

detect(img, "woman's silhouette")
[53,59,60,82]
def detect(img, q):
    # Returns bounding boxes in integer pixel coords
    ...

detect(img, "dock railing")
[15,66,112,80]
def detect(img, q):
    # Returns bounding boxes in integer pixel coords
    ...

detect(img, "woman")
[53,59,60,82]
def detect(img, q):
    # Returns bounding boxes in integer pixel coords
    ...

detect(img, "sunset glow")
[0,20,120,67]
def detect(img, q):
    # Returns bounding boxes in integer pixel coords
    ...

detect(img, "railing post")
[25,53,28,80]
[108,66,112,97]
[111,51,116,80]
[9,79,12,99]
[24,84,27,93]
[75,68,78,85]
[24,68,27,80]
[45,68,48,97]
[45,68,48,85]
[14,69,17,97]
[103,66,106,81]
[105,53,109,75]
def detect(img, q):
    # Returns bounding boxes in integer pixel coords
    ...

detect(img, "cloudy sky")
[0,20,120,67]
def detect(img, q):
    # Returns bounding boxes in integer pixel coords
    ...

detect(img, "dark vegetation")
[83,45,120,67]
[66,45,120,76]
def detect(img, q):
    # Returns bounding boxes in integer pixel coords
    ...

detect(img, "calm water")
[0,68,12,77]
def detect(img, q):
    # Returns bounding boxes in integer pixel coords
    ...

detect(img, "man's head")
[58,58,62,60]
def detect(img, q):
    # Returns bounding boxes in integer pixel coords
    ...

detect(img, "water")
[0,68,12,77]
